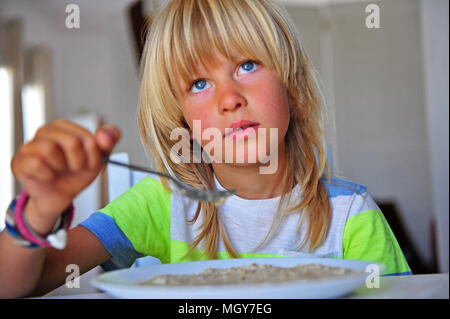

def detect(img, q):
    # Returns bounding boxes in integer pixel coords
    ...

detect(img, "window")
[0,67,14,230]
[22,84,45,142]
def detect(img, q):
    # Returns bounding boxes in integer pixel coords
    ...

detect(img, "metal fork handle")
[102,156,180,186]
[102,155,237,203]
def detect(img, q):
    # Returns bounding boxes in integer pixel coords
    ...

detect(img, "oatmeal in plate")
[137,263,363,286]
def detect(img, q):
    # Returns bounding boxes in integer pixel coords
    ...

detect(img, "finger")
[52,119,102,170]
[34,125,87,172]
[12,152,56,183]
[22,137,67,172]
[94,125,121,156]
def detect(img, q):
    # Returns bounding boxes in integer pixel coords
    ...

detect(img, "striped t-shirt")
[80,175,411,276]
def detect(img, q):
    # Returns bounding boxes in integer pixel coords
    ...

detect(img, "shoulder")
[126,175,171,198]
[320,178,385,235]
[321,176,379,218]
[321,176,367,199]
[103,176,171,213]
[99,176,171,239]
[96,176,171,261]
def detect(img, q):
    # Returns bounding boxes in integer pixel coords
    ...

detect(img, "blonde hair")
[138,0,331,258]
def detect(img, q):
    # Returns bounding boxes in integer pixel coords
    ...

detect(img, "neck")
[211,143,290,200]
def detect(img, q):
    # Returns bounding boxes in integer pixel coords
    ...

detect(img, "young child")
[0,0,411,298]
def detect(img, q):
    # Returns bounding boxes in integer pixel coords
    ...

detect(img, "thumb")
[95,124,121,155]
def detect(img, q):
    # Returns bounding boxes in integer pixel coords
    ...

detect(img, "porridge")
[137,263,362,286]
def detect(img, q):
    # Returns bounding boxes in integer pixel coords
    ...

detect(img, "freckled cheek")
[254,88,290,139]
[264,106,289,144]
[183,106,218,141]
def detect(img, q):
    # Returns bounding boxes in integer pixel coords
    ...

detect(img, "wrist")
[24,200,61,237]
[5,191,74,250]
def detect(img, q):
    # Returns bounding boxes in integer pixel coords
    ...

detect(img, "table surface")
[348,273,448,298]
[37,273,449,299]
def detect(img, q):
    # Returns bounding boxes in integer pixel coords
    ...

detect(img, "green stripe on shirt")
[342,209,411,275]
[99,177,172,263]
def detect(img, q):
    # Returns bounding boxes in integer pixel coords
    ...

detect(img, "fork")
[103,155,236,204]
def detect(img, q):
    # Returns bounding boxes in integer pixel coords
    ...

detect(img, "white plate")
[91,257,383,299]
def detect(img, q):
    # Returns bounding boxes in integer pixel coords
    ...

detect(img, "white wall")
[50,3,149,167]
[419,0,449,273]
[287,5,340,172]
[330,0,434,265]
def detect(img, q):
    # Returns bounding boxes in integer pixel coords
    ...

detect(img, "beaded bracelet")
[4,191,74,250]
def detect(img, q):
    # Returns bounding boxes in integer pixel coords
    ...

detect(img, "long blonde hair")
[138,0,331,258]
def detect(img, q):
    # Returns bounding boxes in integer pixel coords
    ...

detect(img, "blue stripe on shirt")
[79,211,144,269]
[382,271,413,276]
[321,177,367,198]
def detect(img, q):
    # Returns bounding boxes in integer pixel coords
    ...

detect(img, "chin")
[221,140,277,165]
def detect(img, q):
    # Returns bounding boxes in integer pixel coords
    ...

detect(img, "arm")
[0,225,110,298]
[0,119,121,298]
[31,226,111,297]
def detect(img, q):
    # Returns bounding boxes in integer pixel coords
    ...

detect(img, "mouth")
[224,120,260,139]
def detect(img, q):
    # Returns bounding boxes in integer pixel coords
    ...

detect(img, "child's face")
[179,50,290,166]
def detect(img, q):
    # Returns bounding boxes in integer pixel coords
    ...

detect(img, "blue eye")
[238,61,258,75]
[190,79,211,93]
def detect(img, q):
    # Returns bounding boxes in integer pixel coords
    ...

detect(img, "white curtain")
[0,19,23,230]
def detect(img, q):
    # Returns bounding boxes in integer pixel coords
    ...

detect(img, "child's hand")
[11,119,121,225]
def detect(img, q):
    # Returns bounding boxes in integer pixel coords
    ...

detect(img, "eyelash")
[188,60,259,93]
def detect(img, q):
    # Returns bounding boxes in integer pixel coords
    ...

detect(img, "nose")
[217,80,247,113]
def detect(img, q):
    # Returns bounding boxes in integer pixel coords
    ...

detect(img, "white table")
[348,273,448,298]
[38,273,448,299]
